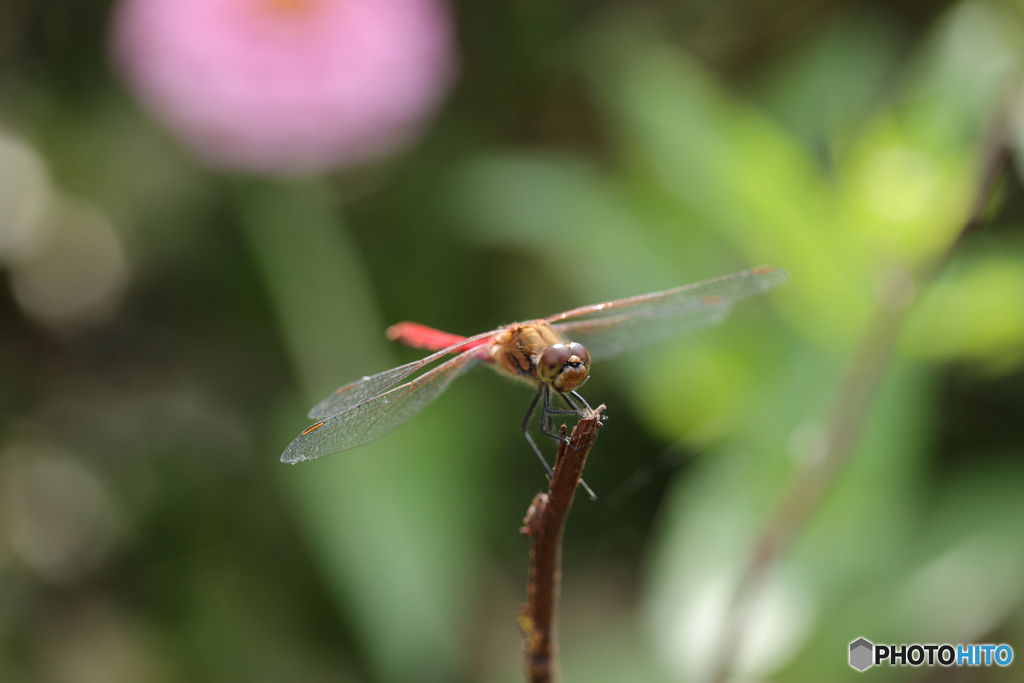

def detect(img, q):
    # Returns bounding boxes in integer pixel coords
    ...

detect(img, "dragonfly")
[281,266,788,490]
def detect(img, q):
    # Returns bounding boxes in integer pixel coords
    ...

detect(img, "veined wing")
[548,266,788,360]
[283,349,482,463]
[307,327,500,420]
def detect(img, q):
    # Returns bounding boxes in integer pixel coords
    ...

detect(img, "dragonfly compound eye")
[568,342,590,365]
[537,344,572,383]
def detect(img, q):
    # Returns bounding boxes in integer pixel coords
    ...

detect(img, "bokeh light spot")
[9,197,130,332]
[0,131,55,265]
[1,443,122,583]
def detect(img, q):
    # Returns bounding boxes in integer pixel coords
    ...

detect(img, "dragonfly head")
[537,342,590,392]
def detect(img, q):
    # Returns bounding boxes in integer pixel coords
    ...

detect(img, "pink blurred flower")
[111,0,456,174]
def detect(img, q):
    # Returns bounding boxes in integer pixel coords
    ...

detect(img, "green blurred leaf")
[757,13,903,150]
[904,251,1024,369]
[237,179,488,683]
[583,27,874,345]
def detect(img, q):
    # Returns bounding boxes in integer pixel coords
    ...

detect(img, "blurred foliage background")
[3,0,1024,682]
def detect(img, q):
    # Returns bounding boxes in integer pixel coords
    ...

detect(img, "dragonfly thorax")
[488,321,590,392]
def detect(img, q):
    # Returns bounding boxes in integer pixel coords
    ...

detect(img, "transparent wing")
[307,328,500,420]
[548,266,788,360]
[283,350,482,463]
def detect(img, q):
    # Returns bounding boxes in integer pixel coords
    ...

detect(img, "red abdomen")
[386,322,491,354]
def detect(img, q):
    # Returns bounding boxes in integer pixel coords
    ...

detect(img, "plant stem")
[517,407,605,683]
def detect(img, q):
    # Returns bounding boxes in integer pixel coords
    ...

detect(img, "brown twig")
[517,406,605,683]
[709,117,1014,683]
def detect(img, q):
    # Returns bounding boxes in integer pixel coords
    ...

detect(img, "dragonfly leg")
[568,390,603,420]
[546,390,597,421]
[546,398,579,415]
[556,391,580,413]
[541,398,556,438]
[554,389,598,500]
[528,386,597,501]
[542,386,575,448]
[522,385,555,479]
[540,389,563,441]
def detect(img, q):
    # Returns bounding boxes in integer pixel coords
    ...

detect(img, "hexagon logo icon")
[849,638,874,671]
